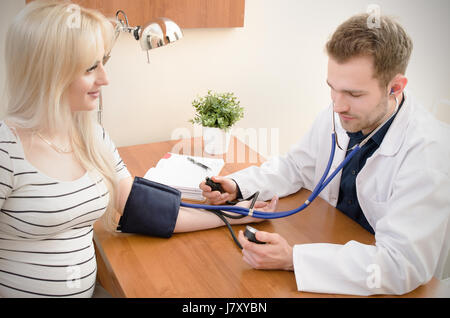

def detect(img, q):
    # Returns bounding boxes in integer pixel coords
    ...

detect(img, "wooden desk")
[93,137,447,298]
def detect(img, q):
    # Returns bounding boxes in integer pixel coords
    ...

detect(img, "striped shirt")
[0,121,131,297]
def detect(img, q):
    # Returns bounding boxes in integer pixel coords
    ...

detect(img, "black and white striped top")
[0,121,131,297]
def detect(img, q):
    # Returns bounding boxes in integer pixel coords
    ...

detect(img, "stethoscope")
[180,92,400,219]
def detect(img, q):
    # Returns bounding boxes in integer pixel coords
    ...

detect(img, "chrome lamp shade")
[139,17,183,50]
[114,10,183,62]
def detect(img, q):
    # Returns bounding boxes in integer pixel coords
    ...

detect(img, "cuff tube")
[117,177,181,238]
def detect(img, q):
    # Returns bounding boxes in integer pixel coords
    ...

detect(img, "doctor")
[200,13,450,295]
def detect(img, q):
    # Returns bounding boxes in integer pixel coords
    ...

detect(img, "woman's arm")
[117,176,133,215]
[173,197,278,233]
[117,176,278,233]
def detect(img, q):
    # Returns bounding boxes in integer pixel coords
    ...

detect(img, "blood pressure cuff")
[117,177,181,238]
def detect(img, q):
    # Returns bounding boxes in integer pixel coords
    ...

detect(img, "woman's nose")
[96,64,109,86]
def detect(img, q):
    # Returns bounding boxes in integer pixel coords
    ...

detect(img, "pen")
[187,157,211,171]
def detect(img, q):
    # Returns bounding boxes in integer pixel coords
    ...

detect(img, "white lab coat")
[229,93,450,295]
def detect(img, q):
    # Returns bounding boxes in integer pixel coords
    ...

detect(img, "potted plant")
[190,90,244,154]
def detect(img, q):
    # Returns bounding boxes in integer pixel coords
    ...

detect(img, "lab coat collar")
[371,94,406,147]
[376,91,411,156]
[333,91,412,157]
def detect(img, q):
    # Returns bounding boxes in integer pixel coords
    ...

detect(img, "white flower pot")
[203,127,231,155]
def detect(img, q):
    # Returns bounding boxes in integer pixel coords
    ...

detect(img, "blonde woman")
[0,0,277,297]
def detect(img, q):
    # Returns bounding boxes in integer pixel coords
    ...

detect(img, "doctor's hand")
[199,176,238,204]
[238,230,294,271]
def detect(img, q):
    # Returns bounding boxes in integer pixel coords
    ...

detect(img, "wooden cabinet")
[25,0,245,28]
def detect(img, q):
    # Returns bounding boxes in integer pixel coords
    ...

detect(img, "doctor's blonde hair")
[4,0,119,230]
[326,13,413,88]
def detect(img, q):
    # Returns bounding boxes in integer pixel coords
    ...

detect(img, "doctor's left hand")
[238,230,294,271]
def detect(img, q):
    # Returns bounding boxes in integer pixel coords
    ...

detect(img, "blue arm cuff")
[117,177,181,238]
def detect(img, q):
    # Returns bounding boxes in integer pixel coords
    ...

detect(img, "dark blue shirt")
[336,97,404,234]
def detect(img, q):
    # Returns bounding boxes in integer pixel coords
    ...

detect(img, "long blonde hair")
[4,0,119,230]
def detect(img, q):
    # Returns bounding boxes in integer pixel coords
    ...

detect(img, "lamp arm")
[115,10,141,40]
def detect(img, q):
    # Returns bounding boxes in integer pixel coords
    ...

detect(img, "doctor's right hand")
[199,176,238,205]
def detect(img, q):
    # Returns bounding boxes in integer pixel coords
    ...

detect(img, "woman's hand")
[228,196,279,225]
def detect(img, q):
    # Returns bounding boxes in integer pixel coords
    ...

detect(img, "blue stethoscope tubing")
[180,132,361,219]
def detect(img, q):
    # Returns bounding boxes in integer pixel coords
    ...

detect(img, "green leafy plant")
[190,90,244,131]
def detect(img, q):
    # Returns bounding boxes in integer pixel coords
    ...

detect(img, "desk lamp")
[98,10,183,124]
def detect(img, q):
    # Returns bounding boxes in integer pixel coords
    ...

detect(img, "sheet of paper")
[144,153,225,201]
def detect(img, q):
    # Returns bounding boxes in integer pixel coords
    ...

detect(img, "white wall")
[1,0,448,156]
